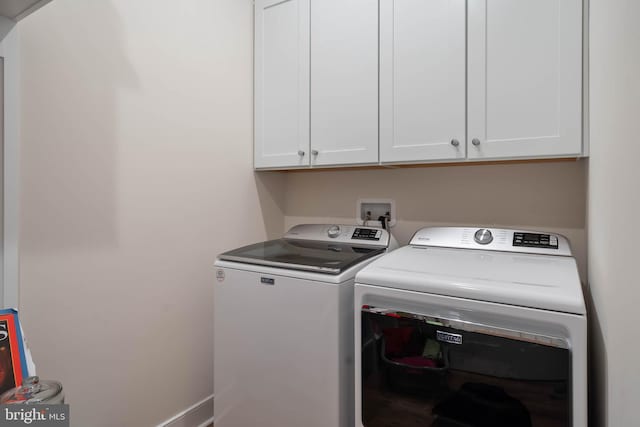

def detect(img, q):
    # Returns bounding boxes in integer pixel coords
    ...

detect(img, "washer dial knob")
[474,228,493,245]
[327,225,341,238]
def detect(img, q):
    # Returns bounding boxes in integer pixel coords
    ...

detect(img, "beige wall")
[1,16,19,309]
[588,0,640,425]
[18,0,284,425]
[284,161,588,279]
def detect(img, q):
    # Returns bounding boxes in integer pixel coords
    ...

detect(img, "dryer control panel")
[410,227,572,256]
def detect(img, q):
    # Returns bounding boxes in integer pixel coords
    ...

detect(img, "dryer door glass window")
[361,307,571,427]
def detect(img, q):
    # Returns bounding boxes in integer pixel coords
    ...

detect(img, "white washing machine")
[355,227,586,427]
[214,224,398,427]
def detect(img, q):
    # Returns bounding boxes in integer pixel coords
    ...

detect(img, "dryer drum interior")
[361,307,571,427]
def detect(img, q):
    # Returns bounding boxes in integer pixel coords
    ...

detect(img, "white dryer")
[355,227,586,427]
[214,224,398,427]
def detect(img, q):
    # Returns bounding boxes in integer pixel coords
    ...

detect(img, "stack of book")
[0,309,29,395]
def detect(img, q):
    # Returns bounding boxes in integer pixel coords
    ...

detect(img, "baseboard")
[157,394,214,427]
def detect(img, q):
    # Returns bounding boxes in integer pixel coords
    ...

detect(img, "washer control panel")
[410,227,572,256]
[513,232,558,249]
[285,224,391,247]
[352,228,383,241]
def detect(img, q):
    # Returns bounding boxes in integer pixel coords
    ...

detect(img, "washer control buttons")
[352,228,382,241]
[513,232,559,249]
[327,225,341,238]
[474,229,494,245]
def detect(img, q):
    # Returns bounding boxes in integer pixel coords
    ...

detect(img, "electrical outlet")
[356,199,396,227]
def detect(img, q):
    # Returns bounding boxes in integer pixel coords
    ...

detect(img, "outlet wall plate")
[356,198,397,227]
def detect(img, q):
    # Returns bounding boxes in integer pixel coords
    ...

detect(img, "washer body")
[355,227,587,427]
[214,224,396,427]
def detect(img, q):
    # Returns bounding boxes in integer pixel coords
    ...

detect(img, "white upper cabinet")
[467,0,583,160]
[380,0,467,163]
[254,0,310,169]
[310,0,379,166]
[254,0,584,170]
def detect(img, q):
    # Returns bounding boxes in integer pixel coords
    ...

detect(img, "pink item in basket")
[391,356,438,368]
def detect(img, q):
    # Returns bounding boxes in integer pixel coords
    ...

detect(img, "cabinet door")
[380,0,466,164]
[467,0,583,160]
[310,0,378,166]
[254,0,310,169]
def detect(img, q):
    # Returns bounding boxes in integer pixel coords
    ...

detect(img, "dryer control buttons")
[474,229,494,245]
[327,225,341,238]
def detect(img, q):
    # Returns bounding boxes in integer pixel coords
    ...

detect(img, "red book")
[0,309,28,395]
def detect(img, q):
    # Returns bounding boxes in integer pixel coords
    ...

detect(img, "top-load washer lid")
[218,224,392,275]
[356,227,586,315]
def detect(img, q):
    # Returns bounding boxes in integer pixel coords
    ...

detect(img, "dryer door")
[360,305,572,427]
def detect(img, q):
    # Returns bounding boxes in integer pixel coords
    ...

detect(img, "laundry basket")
[381,328,449,393]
